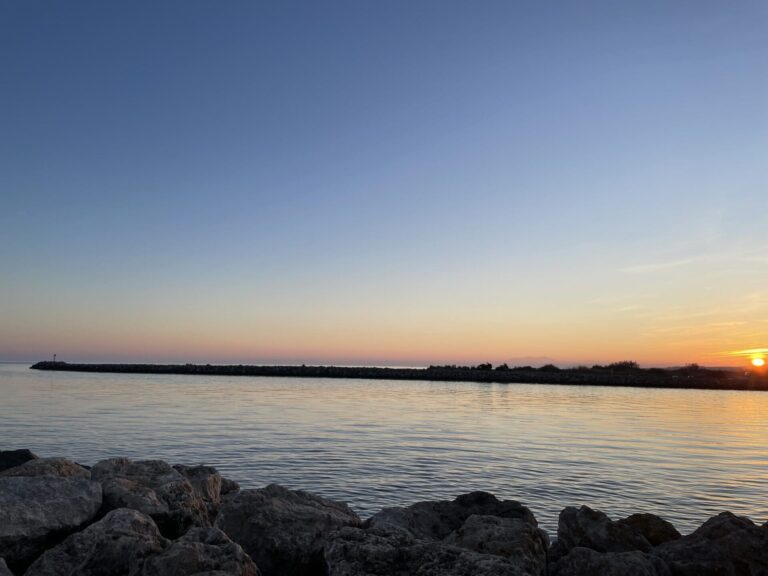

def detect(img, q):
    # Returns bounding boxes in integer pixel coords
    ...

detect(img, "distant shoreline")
[30,361,767,391]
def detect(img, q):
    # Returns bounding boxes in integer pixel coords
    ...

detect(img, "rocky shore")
[1,449,766,576]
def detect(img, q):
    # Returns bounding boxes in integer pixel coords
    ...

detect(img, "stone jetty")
[1,448,766,575]
[30,361,768,392]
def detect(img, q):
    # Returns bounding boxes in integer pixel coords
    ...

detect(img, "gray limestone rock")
[0,476,102,571]
[550,547,672,576]
[443,514,548,575]
[142,527,260,576]
[618,513,681,547]
[325,526,539,576]
[554,506,652,559]
[215,484,361,576]
[652,511,768,576]
[366,491,538,540]
[0,458,90,480]
[91,458,209,538]
[172,464,238,521]
[24,508,168,576]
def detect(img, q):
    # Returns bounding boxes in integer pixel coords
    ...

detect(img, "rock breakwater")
[30,361,768,391]
[0,448,766,575]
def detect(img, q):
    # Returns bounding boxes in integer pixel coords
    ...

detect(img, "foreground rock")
[25,508,168,576]
[215,484,361,576]
[618,513,681,547]
[3,449,767,576]
[0,476,102,570]
[173,464,237,519]
[0,450,37,473]
[552,505,653,560]
[91,458,210,538]
[26,508,260,576]
[326,492,548,576]
[367,491,538,540]
[550,547,672,576]
[142,527,259,576]
[653,511,768,575]
[326,526,538,576]
[443,514,548,575]
[0,458,90,479]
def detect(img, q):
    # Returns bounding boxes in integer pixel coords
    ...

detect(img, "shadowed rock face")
[652,511,768,576]
[91,458,210,538]
[142,527,260,576]
[366,491,538,540]
[553,505,652,560]
[24,508,168,576]
[215,484,361,576]
[618,514,681,547]
[25,509,261,576]
[325,526,537,576]
[0,458,90,480]
[326,493,548,576]
[0,476,102,571]
[172,464,236,520]
[0,450,37,473]
[549,547,672,576]
[443,515,548,575]
[173,465,223,502]
[0,558,12,576]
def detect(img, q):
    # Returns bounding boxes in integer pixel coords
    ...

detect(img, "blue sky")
[2,1,767,365]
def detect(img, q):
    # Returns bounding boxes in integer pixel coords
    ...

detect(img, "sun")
[751,357,765,368]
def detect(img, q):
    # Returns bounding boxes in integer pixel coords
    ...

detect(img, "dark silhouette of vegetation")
[606,360,640,371]
[539,364,561,372]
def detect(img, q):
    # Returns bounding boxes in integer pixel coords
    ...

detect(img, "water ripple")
[0,363,766,533]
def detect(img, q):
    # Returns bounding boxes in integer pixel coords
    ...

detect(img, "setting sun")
[751,357,765,368]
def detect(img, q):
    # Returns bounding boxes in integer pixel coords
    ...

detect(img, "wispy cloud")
[621,257,703,275]
[620,245,768,275]
[728,348,768,357]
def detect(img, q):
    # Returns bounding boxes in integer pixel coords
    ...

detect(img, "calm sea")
[1,362,765,534]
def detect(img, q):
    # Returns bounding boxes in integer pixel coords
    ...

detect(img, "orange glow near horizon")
[3,297,767,367]
[728,348,768,370]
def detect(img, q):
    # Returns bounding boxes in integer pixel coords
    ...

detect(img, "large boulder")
[327,492,548,576]
[0,559,12,576]
[366,491,538,540]
[653,511,768,575]
[215,484,361,576]
[550,547,671,576]
[553,506,652,560]
[173,464,239,520]
[0,450,37,473]
[443,514,548,575]
[91,458,209,538]
[0,458,90,479]
[618,514,681,547]
[0,476,102,571]
[173,465,223,503]
[325,526,538,576]
[142,527,259,576]
[24,508,168,576]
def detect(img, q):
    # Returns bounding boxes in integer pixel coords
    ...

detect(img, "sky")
[1,1,767,367]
